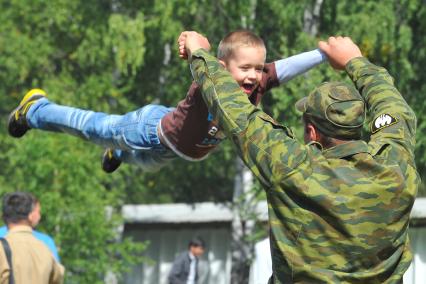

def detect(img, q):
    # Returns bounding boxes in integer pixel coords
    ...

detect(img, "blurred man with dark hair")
[168,237,206,284]
[0,192,64,284]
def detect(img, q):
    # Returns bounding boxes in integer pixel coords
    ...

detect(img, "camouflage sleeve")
[346,57,417,162]
[190,49,307,187]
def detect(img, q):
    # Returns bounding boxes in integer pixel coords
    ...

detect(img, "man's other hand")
[318,36,362,70]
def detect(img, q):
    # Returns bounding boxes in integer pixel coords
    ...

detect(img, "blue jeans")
[27,98,176,171]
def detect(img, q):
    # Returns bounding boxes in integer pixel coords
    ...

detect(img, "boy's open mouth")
[241,83,255,94]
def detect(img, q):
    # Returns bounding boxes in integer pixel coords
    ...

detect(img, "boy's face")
[221,45,266,95]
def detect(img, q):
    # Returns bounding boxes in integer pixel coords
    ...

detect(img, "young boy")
[8,30,326,173]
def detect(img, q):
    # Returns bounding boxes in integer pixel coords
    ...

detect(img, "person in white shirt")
[168,237,206,284]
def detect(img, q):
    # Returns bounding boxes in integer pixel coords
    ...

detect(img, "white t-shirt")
[187,252,197,284]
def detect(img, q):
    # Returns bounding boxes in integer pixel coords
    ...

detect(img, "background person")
[168,237,206,284]
[0,206,61,262]
[0,192,64,284]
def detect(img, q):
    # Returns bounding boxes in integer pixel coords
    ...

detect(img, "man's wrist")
[188,48,210,62]
[345,57,369,79]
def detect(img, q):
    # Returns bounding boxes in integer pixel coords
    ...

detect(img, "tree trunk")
[303,0,324,36]
[230,158,255,284]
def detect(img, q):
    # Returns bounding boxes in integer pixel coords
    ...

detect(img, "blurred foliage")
[0,0,425,282]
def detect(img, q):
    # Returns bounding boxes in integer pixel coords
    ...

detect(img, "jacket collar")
[322,140,369,159]
[8,225,33,234]
[188,251,196,261]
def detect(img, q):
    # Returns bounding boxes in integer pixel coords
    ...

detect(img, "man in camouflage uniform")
[178,32,420,283]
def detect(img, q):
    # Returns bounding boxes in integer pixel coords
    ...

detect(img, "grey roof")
[123,198,426,224]
[123,202,233,223]
[122,201,267,223]
[411,197,426,219]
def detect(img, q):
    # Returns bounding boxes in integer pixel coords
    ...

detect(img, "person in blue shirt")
[0,224,60,262]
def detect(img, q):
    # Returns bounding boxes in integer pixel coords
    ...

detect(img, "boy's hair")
[2,192,38,224]
[217,29,266,61]
[188,236,205,248]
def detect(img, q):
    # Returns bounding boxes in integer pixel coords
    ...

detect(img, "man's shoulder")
[27,235,58,261]
[33,230,55,243]
[0,226,54,242]
[6,229,46,249]
[178,251,189,258]
[173,251,190,263]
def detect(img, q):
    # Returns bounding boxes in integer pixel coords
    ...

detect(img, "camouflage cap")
[295,82,365,139]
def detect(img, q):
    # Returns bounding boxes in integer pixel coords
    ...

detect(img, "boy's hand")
[178,31,211,60]
[318,36,362,70]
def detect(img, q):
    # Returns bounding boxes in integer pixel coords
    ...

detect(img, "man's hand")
[178,31,211,60]
[318,36,362,70]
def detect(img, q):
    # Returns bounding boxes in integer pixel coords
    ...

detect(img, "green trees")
[0,1,149,282]
[0,0,425,282]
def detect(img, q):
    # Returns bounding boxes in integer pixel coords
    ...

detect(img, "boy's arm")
[275,49,327,83]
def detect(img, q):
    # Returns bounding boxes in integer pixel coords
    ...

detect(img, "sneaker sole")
[102,149,121,173]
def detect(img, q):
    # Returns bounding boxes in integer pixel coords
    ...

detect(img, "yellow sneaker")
[8,89,47,138]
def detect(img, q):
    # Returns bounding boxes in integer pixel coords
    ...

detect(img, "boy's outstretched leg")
[8,89,47,138]
[8,88,177,172]
[102,148,122,173]
[7,89,171,150]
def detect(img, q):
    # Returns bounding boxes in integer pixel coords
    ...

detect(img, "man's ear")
[306,123,320,142]
[219,59,226,68]
[28,211,35,222]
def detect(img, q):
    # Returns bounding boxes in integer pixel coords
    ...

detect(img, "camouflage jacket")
[189,49,420,283]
